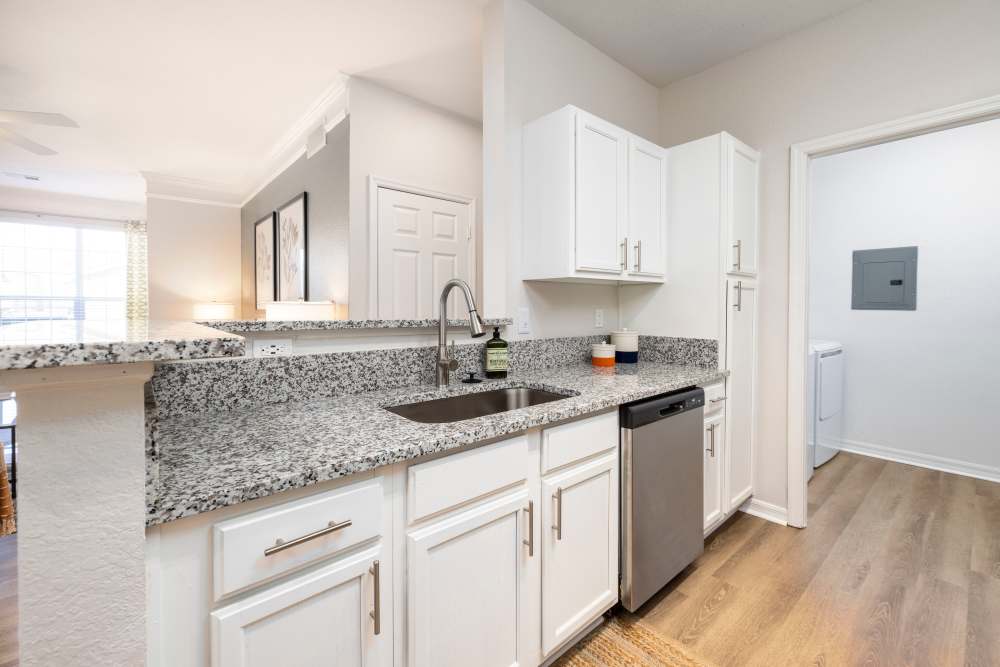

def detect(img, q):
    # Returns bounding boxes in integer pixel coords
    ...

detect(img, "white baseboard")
[739,498,788,526]
[833,438,1000,484]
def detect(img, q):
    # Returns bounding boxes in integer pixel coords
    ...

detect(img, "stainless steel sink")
[385,386,570,424]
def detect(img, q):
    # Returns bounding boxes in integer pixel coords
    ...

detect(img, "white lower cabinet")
[703,412,725,534]
[150,413,619,667]
[211,543,390,667]
[540,452,618,656]
[406,489,535,667]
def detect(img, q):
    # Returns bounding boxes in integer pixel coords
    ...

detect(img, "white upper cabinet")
[575,112,628,274]
[626,135,667,278]
[523,105,666,284]
[723,134,760,277]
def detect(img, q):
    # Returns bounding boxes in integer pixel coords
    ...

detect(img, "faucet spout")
[437,279,486,387]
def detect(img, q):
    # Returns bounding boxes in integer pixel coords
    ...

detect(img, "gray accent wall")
[241,119,350,318]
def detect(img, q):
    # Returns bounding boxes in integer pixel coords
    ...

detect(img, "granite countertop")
[147,361,725,525]
[201,317,514,333]
[0,319,245,370]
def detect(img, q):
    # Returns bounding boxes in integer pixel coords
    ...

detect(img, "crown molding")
[142,171,243,207]
[239,74,351,207]
[139,73,351,210]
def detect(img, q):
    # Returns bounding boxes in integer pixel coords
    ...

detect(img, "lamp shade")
[264,301,338,321]
[193,302,237,320]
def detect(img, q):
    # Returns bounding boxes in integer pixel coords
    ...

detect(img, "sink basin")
[385,386,570,423]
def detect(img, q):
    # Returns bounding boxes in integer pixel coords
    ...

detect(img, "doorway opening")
[786,94,1000,527]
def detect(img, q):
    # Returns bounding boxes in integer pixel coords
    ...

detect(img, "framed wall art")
[276,192,308,301]
[253,212,277,310]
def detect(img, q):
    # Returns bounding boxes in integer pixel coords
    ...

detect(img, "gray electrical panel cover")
[852,246,918,310]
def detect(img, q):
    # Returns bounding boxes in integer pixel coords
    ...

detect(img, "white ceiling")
[0,0,485,204]
[526,0,870,87]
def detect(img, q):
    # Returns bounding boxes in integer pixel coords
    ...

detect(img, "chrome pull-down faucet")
[437,279,486,387]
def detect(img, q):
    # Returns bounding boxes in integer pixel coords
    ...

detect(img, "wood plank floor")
[0,454,997,666]
[637,452,1000,667]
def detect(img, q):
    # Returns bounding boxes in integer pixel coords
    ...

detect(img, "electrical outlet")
[517,307,531,335]
[594,308,605,328]
[253,338,293,357]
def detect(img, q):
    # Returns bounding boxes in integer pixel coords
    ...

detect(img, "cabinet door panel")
[725,135,760,276]
[725,279,757,511]
[540,453,618,656]
[704,414,725,534]
[575,112,627,274]
[408,490,533,667]
[212,544,388,667]
[627,136,667,277]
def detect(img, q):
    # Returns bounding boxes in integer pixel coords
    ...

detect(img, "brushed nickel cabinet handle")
[553,487,563,540]
[710,396,727,403]
[523,500,534,557]
[706,423,716,457]
[732,240,742,271]
[369,560,381,635]
[263,519,353,557]
[620,237,628,271]
[733,281,743,312]
[634,240,642,272]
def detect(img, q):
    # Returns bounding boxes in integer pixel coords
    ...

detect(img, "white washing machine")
[807,340,844,479]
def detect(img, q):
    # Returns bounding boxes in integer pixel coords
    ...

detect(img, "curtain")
[125,220,149,320]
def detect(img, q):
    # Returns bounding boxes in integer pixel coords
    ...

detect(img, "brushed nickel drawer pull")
[710,396,727,403]
[523,500,534,557]
[263,519,353,557]
[553,487,563,540]
[369,560,381,635]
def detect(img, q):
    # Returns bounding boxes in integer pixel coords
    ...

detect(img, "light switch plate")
[517,307,531,335]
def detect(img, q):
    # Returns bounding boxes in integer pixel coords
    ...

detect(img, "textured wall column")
[0,363,152,666]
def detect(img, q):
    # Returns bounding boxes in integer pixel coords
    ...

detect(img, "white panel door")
[703,412,725,534]
[377,187,472,319]
[540,453,618,657]
[407,489,535,667]
[575,111,627,274]
[724,135,760,276]
[725,278,757,511]
[626,135,667,278]
[212,544,389,667]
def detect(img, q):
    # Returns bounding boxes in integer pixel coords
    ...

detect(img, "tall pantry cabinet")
[663,132,760,535]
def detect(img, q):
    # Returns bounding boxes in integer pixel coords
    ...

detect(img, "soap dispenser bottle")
[484,327,509,379]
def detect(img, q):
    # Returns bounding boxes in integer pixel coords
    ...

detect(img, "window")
[0,217,128,342]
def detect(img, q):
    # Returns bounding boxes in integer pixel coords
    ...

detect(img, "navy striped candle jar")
[610,330,639,363]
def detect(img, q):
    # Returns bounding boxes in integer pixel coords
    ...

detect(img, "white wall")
[483,0,660,338]
[810,118,1000,475]
[348,78,483,318]
[655,0,1000,509]
[146,197,241,320]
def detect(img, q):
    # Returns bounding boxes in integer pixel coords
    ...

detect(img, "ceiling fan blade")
[0,126,57,155]
[0,110,78,128]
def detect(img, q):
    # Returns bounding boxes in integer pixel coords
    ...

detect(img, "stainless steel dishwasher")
[619,387,705,612]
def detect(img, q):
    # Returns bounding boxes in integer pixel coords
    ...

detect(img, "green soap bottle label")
[486,348,508,371]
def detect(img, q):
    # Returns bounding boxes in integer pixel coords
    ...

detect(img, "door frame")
[367,175,478,319]
[786,93,1000,528]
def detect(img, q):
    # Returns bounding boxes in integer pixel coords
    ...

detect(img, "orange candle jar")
[591,342,616,367]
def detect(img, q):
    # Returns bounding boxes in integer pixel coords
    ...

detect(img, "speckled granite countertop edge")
[146,362,725,526]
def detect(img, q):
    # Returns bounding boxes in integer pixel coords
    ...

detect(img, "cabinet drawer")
[408,434,528,523]
[213,478,383,600]
[703,382,726,416]
[542,411,618,474]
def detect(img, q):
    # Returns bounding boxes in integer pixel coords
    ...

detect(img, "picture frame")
[253,212,277,310]
[276,192,308,301]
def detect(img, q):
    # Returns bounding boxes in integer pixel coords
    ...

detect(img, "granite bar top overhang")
[147,361,725,525]
[0,319,246,370]
[200,317,514,333]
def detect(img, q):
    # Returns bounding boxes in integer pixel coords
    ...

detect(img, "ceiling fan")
[0,109,78,156]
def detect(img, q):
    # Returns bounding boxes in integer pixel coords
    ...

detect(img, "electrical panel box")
[852,246,918,310]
